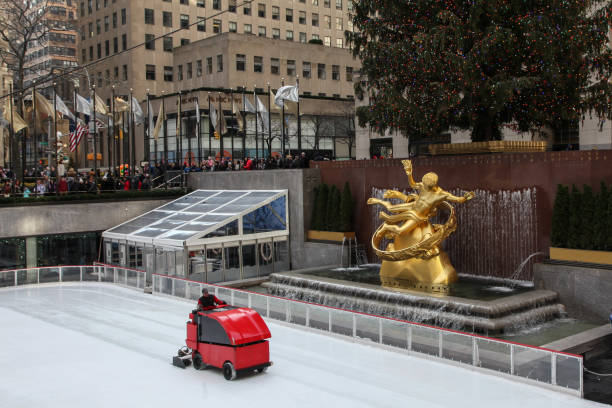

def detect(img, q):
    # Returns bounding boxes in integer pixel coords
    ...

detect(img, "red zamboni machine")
[173,305,273,380]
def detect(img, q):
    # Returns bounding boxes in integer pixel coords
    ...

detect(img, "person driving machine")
[197,288,226,311]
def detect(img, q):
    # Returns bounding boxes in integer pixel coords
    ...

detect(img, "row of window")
[81,34,127,62]
[80,8,126,39]
[94,65,129,87]
[81,0,116,16]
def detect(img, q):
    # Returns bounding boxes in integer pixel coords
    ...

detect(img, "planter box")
[307,230,355,242]
[549,247,612,266]
[429,140,547,155]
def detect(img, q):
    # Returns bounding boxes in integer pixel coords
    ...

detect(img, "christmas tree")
[349,0,612,141]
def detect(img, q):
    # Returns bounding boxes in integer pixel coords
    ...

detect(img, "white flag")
[148,100,155,135]
[75,93,91,116]
[210,104,218,131]
[55,95,75,121]
[274,85,299,108]
[255,95,269,132]
[131,96,144,125]
[243,94,256,113]
[195,100,200,126]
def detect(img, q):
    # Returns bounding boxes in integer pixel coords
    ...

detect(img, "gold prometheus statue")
[367,160,474,288]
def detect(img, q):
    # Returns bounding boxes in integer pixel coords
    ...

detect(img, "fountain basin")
[262,269,565,335]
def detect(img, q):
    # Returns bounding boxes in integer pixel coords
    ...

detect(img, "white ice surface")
[0,283,604,408]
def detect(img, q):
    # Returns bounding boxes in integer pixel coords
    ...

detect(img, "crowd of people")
[0,152,318,198]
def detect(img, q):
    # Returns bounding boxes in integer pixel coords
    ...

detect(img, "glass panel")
[274,240,289,272]
[127,270,139,287]
[16,269,38,285]
[188,190,220,199]
[356,314,379,342]
[556,354,581,391]
[159,276,173,295]
[475,338,511,373]
[155,249,167,274]
[82,266,97,281]
[0,238,26,270]
[215,286,232,303]
[205,247,223,283]
[174,279,187,297]
[36,233,99,267]
[289,302,308,326]
[250,293,268,316]
[133,228,169,238]
[308,306,330,331]
[187,282,202,301]
[514,345,552,383]
[243,196,287,234]
[212,204,253,214]
[232,290,250,308]
[411,325,439,356]
[117,268,126,284]
[0,271,15,288]
[204,220,238,238]
[269,296,287,320]
[167,213,202,222]
[259,241,273,276]
[224,246,241,281]
[441,331,473,364]
[330,309,352,336]
[242,244,258,278]
[187,204,219,213]
[102,266,114,282]
[39,267,60,283]
[62,267,81,282]
[382,319,407,349]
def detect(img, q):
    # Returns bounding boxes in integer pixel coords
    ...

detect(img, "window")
[312,13,319,26]
[180,14,189,29]
[178,64,183,80]
[105,39,110,55]
[114,66,119,78]
[258,26,266,37]
[229,21,237,32]
[197,17,205,31]
[163,37,173,51]
[286,30,293,41]
[81,48,86,62]
[272,28,280,39]
[258,3,265,17]
[299,11,306,24]
[236,54,245,71]
[181,0,189,4]
[145,34,155,49]
[285,8,292,22]
[347,19,353,32]
[87,0,92,13]
[122,65,128,80]
[311,33,319,40]
[89,46,93,60]
[346,66,353,81]
[336,0,342,9]
[97,71,102,87]
[318,92,326,97]
[312,0,318,5]
[197,0,205,7]
[335,38,343,48]
[196,59,202,76]
[213,19,221,33]
[81,26,85,41]
[317,63,326,79]
[229,0,236,12]
[243,2,251,15]
[112,12,117,28]
[97,43,101,58]
[324,15,331,29]
[271,58,279,75]
[244,24,252,34]
[213,0,220,9]
[163,11,172,27]
[121,8,126,24]
[336,17,342,30]
[347,0,353,10]
[299,32,306,43]
[332,64,339,80]
[104,16,109,31]
[324,36,330,46]
[96,19,100,34]
[187,62,193,79]
[217,54,223,72]
[145,8,154,24]
[302,61,311,78]
[287,59,296,76]
[89,22,93,37]
[254,56,263,73]
[81,1,85,17]
[206,57,213,74]
[122,34,127,50]
[272,6,279,19]
[164,66,173,81]
[324,0,330,7]
[113,37,118,53]
[181,38,190,45]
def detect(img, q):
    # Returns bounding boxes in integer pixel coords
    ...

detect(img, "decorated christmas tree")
[349,0,612,141]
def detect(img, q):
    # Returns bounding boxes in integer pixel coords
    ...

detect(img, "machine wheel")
[223,362,237,381]
[193,353,205,370]
[256,367,268,373]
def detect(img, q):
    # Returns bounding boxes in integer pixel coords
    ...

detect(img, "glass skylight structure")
[102,190,289,283]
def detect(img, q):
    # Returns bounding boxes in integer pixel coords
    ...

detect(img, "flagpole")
[281,78,285,157]
[162,91,168,167]
[196,97,201,165]
[20,89,26,184]
[106,105,111,170]
[207,93,211,158]
[92,85,98,181]
[242,85,246,160]
[73,85,79,168]
[130,89,136,172]
[186,95,192,165]
[230,88,234,161]
[32,86,37,171]
[128,88,133,172]
[218,92,223,160]
[8,84,14,174]
[296,76,302,153]
[254,86,258,160]
[267,83,271,158]
[177,90,182,166]
[111,85,116,170]
[146,90,151,164]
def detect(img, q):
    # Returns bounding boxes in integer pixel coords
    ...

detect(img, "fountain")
[263,160,564,335]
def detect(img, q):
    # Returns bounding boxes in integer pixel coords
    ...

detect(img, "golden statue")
[367,160,474,289]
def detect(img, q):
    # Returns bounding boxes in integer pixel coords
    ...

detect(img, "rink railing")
[0,265,583,397]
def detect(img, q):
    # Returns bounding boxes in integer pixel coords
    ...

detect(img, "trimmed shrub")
[551,184,569,247]
[339,182,354,232]
[594,182,608,250]
[314,183,328,231]
[580,185,595,250]
[310,184,320,230]
[567,184,582,249]
[325,185,341,231]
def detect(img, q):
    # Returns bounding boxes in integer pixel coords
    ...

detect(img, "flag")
[232,98,243,131]
[210,104,218,131]
[93,93,108,115]
[69,119,87,152]
[176,95,182,138]
[75,93,91,116]
[274,85,299,107]
[4,99,27,133]
[148,99,155,136]
[55,95,75,121]
[114,97,129,113]
[131,97,144,125]
[153,101,164,141]
[243,94,256,113]
[269,89,281,111]
[285,100,299,117]
[94,112,108,129]
[34,91,55,118]
[0,104,9,128]
[195,99,200,127]
[218,106,227,136]
[255,95,269,132]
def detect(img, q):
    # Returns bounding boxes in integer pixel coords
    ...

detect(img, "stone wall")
[534,263,612,322]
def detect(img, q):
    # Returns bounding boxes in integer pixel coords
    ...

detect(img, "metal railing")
[0,264,583,397]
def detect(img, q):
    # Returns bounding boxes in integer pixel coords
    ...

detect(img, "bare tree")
[334,105,356,159]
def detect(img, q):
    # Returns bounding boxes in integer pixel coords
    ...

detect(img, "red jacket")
[198,294,225,310]
[244,159,253,170]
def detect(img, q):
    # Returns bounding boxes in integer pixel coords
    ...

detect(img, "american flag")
[69,120,87,152]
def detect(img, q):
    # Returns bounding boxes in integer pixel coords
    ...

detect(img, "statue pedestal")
[379,222,458,286]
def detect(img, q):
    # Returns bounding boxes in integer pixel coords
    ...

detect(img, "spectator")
[58,176,68,195]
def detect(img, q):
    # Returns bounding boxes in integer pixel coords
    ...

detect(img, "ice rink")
[0,283,604,408]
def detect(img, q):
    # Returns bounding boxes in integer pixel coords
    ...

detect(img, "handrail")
[0,264,584,397]
[153,173,186,190]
